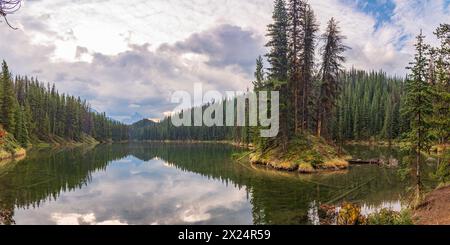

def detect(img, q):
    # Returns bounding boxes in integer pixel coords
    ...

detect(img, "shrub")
[367,209,413,225]
[337,202,367,225]
[0,128,6,145]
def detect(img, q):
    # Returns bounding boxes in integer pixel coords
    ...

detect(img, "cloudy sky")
[1,0,449,123]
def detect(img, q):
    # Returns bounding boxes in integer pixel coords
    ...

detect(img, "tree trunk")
[303,80,309,131]
[294,86,299,133]
[316,114,322,138]
[415,111,422,206]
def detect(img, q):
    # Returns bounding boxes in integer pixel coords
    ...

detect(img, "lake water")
[0,143,438,225]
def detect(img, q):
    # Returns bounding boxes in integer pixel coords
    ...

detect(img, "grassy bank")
[1,124,100,162]
[132,139,249,146]
[0,129,26,161]
[30,133,99,149]
[250,135,351,173]
[345,140,449,155]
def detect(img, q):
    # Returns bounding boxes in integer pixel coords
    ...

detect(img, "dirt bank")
[413,185,450,225]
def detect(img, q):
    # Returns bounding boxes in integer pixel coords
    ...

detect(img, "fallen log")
[348,159,380,165]
[326,177,376,204]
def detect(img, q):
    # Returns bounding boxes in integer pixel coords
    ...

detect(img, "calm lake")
[0,143,438,225]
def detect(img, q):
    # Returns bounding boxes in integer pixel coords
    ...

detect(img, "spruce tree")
[382,97,394,142]
[431,24,450,144]
[266,0,290,147]
[15,106,29,147]
[300,3,318,131]
[252,56,266,147]
[0,60,17,133]
[287,0,304,132]
[266,0,289,82]
[402,31,434,202]
[253,56,265,90]
[316,18,347,139]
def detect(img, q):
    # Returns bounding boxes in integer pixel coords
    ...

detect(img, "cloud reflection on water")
[14,157,253,225]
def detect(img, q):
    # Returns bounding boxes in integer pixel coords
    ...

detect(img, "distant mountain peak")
[131,118,158,127]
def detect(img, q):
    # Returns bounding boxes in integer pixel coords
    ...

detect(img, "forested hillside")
[2,1,448,168]
[0,60,129,147]
[332,70,405,142]
[130,0,348,152]
[130,2,448,157]
[129,1,448,177]
[129,69,406,145]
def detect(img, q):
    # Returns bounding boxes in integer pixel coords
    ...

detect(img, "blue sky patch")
[341,0,396,29]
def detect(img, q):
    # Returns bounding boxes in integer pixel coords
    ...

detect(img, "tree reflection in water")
[0,143,438,225]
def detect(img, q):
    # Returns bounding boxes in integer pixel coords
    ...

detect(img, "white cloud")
[51,212,128,225]
[1,0,448,121]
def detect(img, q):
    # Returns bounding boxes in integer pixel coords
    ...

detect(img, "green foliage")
[316,18,348,138]
[250,134,348,172]
[0,60,128,145]
[332,70,404,142]
[337,202,367,225]
[130,1,349,150]
[14,106,29,147]
[367,209,413,225]
[402,31,434,154]
[430,24,450,144]
[0,61,18,134]
[0,127,21,156]
[398,156,413,181]
[430,157,450,186]
[266,0,289,82]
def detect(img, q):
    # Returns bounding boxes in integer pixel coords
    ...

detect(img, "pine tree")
[266,0,290,148]
[253,56,265,90]
[431,24,450,144]
[402,31,434,202]
[23,102,33,141]
[287,0,304,132]
[15,106,29,147]
[252,57,266,147]
[0,60,17,133]
[316,18,347,139]
[382,97,394,142]
[300,4,318,132]
[266,0,289,82]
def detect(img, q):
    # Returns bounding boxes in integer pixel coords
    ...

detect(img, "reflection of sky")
[307,200,404,225]
[13,156,253,225]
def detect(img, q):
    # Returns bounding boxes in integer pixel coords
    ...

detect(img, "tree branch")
[0,0,21,30]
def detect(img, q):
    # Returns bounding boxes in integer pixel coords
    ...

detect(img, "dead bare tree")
[0,0,22,30]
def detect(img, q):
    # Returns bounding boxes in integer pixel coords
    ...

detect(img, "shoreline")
[249,155,350,174]
[413,185,450,225]
[0,147,26,161]
[0,136,100,163]
[247,135,352,174]
[128,139,251,147]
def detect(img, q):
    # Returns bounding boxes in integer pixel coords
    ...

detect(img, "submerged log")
[348,159,381,165]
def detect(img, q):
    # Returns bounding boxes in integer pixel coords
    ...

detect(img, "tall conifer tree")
[402,31,434,202]
[266,0,290,147]
[316,18,347,139]
[300,3,318,131]
[0,60,17,133]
